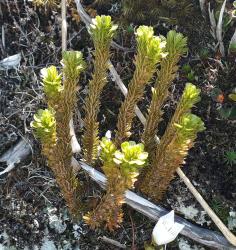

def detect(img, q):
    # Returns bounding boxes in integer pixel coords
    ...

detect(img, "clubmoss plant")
[31,11,205,224]
[84,137,148,230]
[142,30,187,155]
[140,83,205,200]
[115,26,166,146]
[82,15,117,165]
[32,51,85,219]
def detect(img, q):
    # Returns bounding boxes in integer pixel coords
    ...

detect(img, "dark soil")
[0,0,236,249]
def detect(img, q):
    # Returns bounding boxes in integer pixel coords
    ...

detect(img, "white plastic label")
[152,210,185,246]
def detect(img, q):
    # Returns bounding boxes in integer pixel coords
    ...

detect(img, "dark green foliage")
[121,0,194,25]
[224,151,236,166]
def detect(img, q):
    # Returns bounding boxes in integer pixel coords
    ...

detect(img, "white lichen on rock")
[178,238,205,250]
[174,197,211,226]
[40,237,57,250]
[47,207,67,234]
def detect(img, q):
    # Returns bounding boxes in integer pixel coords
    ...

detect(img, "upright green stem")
[82,15,117,164]
[115,26,166,147]
[142,31,187,156]
[82,50,110,164]
[115,56,156,146]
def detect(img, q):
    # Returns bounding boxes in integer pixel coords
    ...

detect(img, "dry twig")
[98,236,126,249]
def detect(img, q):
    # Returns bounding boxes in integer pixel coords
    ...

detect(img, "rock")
[40,237,57,250]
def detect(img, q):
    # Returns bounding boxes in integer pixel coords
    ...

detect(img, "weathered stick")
[199,0,206,16]
[0,138,31,176]
[98,236,126,249]
[1,139,236,249]
[61,0,67,52]
[74,0,236,246]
